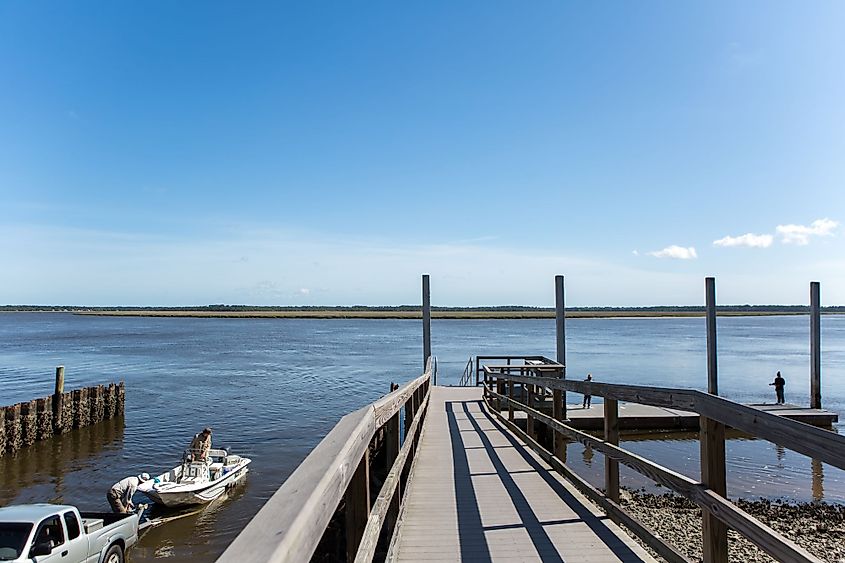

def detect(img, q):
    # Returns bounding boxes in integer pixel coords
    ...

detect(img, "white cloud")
[648,246,697,260]
[713,233,773,248]
[298,288,311,296]
[776,218,838,245]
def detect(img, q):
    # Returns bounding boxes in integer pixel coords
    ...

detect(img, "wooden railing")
[473,355,555,386]
[482,360,843,563]
[217,358,434,563]
[457,357,474,386]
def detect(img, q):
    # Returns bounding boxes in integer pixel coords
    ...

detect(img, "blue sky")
[1,2,843,306]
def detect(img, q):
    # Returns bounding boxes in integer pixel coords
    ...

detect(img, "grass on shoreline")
[65,309,810,319]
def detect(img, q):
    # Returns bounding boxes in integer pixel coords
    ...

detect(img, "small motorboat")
[138,448,251,507]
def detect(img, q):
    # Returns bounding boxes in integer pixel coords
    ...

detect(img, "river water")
[1,313,843,561]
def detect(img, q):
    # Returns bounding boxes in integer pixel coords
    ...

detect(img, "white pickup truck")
[0,504,142,563]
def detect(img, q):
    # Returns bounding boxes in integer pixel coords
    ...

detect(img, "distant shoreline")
[2,305,843,319]
[0,309,830,319]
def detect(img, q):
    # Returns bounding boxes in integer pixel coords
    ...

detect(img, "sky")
[1,2,844,307]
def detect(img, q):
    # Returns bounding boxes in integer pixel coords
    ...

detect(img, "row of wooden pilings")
[0,366,125,457]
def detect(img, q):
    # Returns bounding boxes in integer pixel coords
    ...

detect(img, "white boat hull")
[139,454,251,508]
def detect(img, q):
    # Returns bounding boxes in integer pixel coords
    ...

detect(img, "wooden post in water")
[810,281,821,409]
[705,277,718,395]
[604,399,620,503]
[702,278,727,562]
[555,275,567,419]
[53,366,65,432]
[422,274,432,382]
[54,366,65,395]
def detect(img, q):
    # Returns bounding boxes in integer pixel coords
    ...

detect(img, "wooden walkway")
[390,387,655,562]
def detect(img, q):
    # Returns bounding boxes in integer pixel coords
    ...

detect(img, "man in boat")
[107,473,150,513]
[189,427,213,461]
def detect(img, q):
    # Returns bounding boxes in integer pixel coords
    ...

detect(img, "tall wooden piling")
[555,275,567,420]
[810,281,821,409]
[422,274,432,381]
[705,277,718,395]
[53,366,66,433]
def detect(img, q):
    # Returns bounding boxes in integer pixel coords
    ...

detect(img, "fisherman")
[189,427,213,461]
[107,473,150,513]
[769,371,786,404]
[583,373,593,408]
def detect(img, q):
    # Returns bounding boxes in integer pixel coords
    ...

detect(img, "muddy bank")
[619,489,845,562]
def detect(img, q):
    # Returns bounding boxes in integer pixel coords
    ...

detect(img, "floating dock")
[529,401,840,431]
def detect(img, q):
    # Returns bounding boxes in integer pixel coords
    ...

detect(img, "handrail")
[484,367,845,471]
[481,363,832,563]
[458,357,474,386]
[217,358,434,563]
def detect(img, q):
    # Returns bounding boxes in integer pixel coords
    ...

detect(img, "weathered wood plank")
[484,398,692,563]
[346,449,371,560]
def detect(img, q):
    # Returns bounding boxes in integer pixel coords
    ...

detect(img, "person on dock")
[107,473,150,513]
[769,371,786,404]
[189,427,213,461]
[583,373,593,408]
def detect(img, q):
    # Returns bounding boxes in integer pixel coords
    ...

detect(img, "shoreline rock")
[619,489,845,562]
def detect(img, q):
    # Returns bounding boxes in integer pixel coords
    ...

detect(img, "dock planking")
[389,386,655,562]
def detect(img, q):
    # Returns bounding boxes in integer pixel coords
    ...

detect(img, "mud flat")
[620,488,845,562]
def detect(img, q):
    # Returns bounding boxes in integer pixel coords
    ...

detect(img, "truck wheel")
[104,544,124,563]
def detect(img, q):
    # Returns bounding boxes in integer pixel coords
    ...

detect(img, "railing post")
[496,372,504,411]
[345,449,371,560]
[810,281,821,409]
[385,412,401,532]
[553,388,564,460]
[405,391,415,434]
[700,415,728,563]
[604,398,620,502]
[526,383,535,439]
[508,379,515,421]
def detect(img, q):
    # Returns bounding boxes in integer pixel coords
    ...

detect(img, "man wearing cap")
[107,473,150,513]
[189,427,213,461]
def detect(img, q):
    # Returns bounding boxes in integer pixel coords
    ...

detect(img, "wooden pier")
[217,356,844,563]
[390,386,654,562]
[217,275,843,563]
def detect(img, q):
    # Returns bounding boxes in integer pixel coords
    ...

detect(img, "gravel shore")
[619,489,845,562]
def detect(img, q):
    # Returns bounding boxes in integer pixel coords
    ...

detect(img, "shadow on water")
[0,416,125,505]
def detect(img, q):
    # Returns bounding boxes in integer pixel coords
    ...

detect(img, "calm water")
[1,313,844,561]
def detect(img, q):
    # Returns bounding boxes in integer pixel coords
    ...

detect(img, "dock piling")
[810,281,821,409]
[422,274,431,380]
[555,275,567,419]
[705,277,718,396]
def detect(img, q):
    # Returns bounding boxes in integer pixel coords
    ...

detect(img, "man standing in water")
[769,371,786,404]
[107,473,150,513]
[189,427,213,461]
[583,373,593,408]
